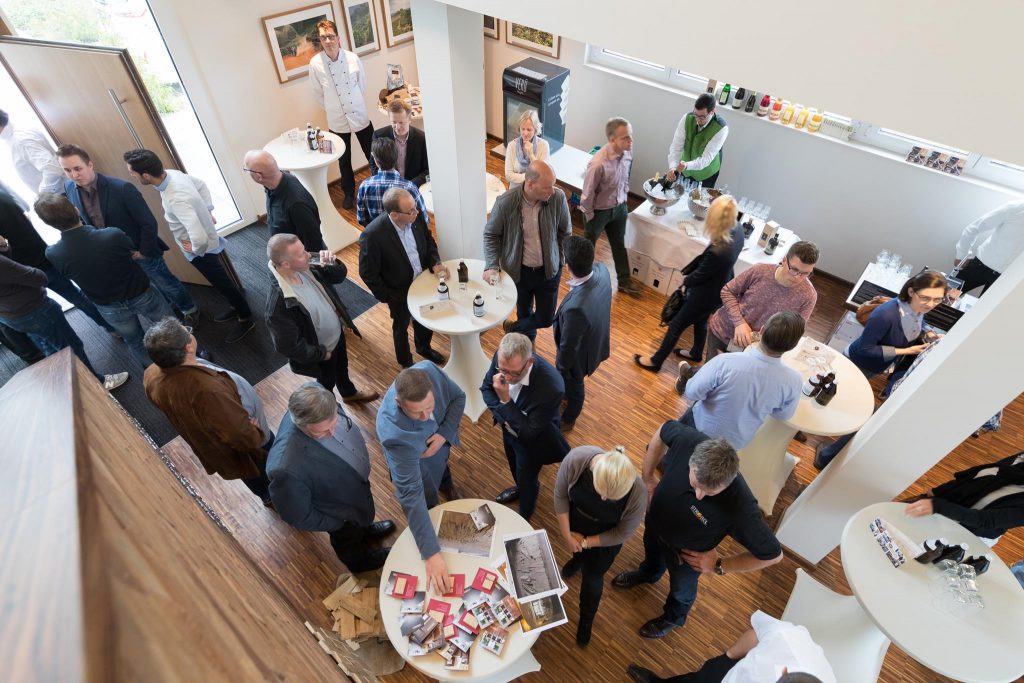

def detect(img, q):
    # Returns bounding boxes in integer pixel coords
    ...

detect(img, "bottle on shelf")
[794,106,810,130]
[718,83,731,106]
[814,379,837,406]
[745,92,758,113]
[807,109,824,133]
[769,99,784,121]
[472,291,485,317]
[437,276,449,300]
[780,101,796,125]
[732,87,746,109]
[757,94,771,117]
[705,79,717,94]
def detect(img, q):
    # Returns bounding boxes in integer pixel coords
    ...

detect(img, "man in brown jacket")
[143,317,274,505]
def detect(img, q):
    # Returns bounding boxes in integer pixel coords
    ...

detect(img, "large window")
[586,46,1024,191]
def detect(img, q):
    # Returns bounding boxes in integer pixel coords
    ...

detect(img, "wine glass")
[875,250,890,267]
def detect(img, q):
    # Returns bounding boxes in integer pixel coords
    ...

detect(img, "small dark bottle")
[457,260,469,289]
[745,92,758,113]
[472,292,485,317]
[743,217,755,239]
[964,555,991,576]
[914,539,946,564]
[732,87,746,109]
[764,233,780,255]
[933,543,967,564]
[814,380,837,406]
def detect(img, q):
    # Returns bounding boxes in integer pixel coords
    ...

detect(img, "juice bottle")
[794,106,809,129]
[757,94,771,117]
[780,102,796,125]
[769,99,784,122]
[807,109,823,133]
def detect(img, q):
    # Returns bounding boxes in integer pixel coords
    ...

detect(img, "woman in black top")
[634,195,745,371]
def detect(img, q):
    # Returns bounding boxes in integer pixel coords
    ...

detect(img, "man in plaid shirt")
[356,138,428,226]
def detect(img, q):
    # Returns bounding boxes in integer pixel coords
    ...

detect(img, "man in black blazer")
[358,187,446,367]
[368,100,429,187]
[267,382,395,571]
[481,332,570,521]
[553,236,612,432]
[58,144,197,321]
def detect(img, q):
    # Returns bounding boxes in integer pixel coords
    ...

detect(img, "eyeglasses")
[784,258,814,279]
[913,292,945,304]
[399,206,419,216]
[242,167,263,177]
[318,33,339,42]
[498,359,530,379]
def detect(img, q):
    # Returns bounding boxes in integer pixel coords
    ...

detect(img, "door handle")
[108,88,143,148]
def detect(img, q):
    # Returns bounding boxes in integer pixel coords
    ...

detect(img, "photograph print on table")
[470,503,497,531]
[437,509,494,557]
[340,0,382,56]
[379,0,414,47]
[400,590,426,614]
[503,529,564,601]
[505,22,560,58]
[519,594,568,635]
[262,2,336,83]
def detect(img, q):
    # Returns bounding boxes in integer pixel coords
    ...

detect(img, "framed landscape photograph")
[484,15,500,40]
[341,0,382,56]
[262,2,335,83]
[506,22,559,59]
[379,0,414,47]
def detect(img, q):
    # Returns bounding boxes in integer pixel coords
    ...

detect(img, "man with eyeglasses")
[358,187,446,367]
[354,137,427,226]
[481,332,570,521]
[143,316,274,506]
[242,149,326,253]
[309,19,374,211]
[698,241,820,376]
[665,93,730,189]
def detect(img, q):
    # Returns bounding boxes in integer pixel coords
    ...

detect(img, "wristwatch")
[581,536,589,550]
[714,558,725,575]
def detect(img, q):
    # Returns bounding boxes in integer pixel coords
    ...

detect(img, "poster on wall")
[505,23,560,59]
[484,16,500,40]
[341,0,382,56]
[261,2,335,83]
[379,0,414,47]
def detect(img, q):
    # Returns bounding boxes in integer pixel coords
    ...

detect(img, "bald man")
[484,160,571,341]
[243,150,325,252]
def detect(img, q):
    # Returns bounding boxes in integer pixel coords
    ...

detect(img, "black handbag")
[659,286,685,327]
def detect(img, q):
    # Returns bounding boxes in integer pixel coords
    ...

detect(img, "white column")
[776,254,1024,563]
[411,0,486,261]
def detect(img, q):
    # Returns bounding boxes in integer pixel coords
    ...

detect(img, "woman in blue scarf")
[505,109,549,189]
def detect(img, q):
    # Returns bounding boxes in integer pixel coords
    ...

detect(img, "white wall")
[149,0,420,224]
[484,36,1019,281]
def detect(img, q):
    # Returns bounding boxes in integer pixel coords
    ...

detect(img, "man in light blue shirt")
[377,362,466,593]
[682,311,804,450]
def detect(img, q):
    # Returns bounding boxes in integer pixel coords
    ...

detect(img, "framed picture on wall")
[379,0,414,47]
[340,0,382,56]
[484,16,500,40]
[505,23,559,59]
[261,2,335,83]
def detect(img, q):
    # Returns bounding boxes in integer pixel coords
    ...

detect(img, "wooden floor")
[159,143,1024,683]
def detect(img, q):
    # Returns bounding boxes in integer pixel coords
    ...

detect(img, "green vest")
[680,113,726,181]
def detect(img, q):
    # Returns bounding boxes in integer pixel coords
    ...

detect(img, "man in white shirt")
[308,19,374,210]
[666,93,730,189]
[123,148,254,344]
[0,109,64,196]
[954,199,1024,295]
[627,610,835,683]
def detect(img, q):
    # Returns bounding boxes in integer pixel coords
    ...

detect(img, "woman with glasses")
[633,195,743,372]
[505,109,549,190]
[814,270,948,469]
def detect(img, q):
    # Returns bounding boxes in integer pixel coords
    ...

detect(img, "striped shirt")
[355,170,427,226]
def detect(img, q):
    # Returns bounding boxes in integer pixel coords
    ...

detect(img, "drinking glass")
[739,197,749,213]
[762,205,772,221]
[875,250,890,266]
[888,254,902,273]
[898,263,912,278]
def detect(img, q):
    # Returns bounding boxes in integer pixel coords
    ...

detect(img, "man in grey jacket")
[484,160,570,341]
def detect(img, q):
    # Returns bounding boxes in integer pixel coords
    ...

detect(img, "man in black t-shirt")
[613,421,783,639]
[243,150,326,253]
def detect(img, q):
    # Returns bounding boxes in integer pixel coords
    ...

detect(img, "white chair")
[781,568,890,683]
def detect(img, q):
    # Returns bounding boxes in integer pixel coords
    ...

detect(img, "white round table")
[737,338,875,514]
[408,258,516,423]
[263,130,361,252]
[841,502,1024,683]
[379,499,541,682]
[420,173,507,215]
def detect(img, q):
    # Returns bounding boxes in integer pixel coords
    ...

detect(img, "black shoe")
[366,520,396,538]
[225,318,255,344]
[212,310,238,323]
[398,357,414,369]
[495,486,519,504]
[671,348,702,362]
[358,547,390,572]
[342,194,355,210]
[633,354,661,372]
[576,617,594,647]
[626,664,659,683]
[560,419,575,433]
[639,616,679,639]
[501,319,516,333]
[561,554,582,580]
[262,498,274,508]
[612,570,655,589]
[813,443,833,470]
[417,348,445,364]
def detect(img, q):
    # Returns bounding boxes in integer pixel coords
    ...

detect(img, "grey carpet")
[0,222,378,447]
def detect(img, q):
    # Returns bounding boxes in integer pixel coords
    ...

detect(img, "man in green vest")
[666,93,729,188]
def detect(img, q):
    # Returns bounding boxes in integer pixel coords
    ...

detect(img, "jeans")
[387,298,434,366]
[0,298,100,379]
[334,123,375,197]
[650,295,719,367]
[328,520,380,572]
[560,368,586,424]
[637,524,701,625]
[313,334,358,398]
[0,323,44,363]
[584,203,630,282]
[41,263,115,333]
[503,431,545,522]
[511,265,561,340]
[577,544,622,624]
[188,251,252,319]
[94,287,174,369]
[137,255,197,314]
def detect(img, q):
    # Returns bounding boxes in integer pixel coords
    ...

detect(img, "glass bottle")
[757,94,771,117]
[745,92,758,113]
[769,99,784,122]
[807,109,823,133]
[780,102,796,125]
[732,87,745,109]
[794,107,809,130]
[437,276,449,300]
[718,83,731,106]
[473,292,485,317]
[457,260,469,290]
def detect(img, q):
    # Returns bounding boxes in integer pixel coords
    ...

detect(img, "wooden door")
[0,36,207,284]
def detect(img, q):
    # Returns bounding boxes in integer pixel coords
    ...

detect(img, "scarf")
[515,135,537,170]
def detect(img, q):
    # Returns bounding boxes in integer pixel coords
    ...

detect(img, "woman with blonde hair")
[634,195,745,372]
[505,109,550,189]
[554,444,646,647]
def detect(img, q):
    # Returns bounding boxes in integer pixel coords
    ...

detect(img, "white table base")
[738,418,801,515]
[434,650,541,683]
[446,330,492,423]
[289,165,361,252]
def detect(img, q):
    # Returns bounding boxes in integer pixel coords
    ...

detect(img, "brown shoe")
[618,278,642,297]
[501,319,516,333]
[342,389,379,405]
